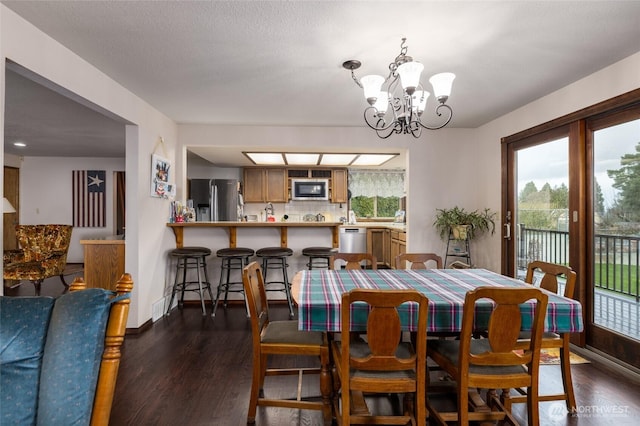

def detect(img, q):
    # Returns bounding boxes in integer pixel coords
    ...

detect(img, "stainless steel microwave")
[291,179,329,201]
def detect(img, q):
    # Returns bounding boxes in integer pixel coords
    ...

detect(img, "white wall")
[1,5,178,328]
[18,156,125,262]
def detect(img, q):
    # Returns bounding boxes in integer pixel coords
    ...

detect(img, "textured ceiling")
[3,1,640,164]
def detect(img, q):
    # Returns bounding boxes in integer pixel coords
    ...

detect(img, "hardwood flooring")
[109,303,640,426]
[4,277,639,425]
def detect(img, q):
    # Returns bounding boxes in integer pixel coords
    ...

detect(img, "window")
[348,170,405,218]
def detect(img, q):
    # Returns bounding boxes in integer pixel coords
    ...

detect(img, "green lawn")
[593,263,639,295]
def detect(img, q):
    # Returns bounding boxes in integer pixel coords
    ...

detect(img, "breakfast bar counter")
[167,221,342,249]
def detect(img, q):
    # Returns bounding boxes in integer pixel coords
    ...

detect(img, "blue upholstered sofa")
[0,275,132,426]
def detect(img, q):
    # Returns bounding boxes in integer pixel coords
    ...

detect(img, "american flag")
[73,170,106,227]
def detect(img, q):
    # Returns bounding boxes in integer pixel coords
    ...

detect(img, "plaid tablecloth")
[296,268,584,334]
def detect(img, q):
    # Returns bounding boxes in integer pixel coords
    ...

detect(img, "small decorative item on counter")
[282,214,289,222]
[170,201,195,223]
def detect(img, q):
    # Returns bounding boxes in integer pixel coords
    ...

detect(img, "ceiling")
[3,1,640,167]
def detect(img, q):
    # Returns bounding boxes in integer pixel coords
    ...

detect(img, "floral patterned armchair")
[3,224,73,295]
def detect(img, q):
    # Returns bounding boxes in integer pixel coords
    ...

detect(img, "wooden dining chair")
[330,252,377,270]
[426,286,548,426]
[510,261,578,412]
[242,261,331,424]
[331,289,428,426]
[396,253,443,269]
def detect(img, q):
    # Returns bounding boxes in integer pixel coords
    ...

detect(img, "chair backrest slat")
[396,253,442,269]
[330,253,377,270]
[525,260,576,298]
[460,287,548,369]
[341,289,428,372]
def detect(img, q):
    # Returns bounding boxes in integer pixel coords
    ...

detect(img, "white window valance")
[348,170,405,198]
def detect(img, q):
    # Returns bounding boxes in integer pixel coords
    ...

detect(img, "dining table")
[290,267,584,419]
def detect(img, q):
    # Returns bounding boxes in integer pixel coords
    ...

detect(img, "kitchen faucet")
[265,202,274,217]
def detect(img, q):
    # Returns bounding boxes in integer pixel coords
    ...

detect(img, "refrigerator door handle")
[211,184,218,221]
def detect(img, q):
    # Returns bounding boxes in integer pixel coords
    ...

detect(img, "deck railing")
[518,225,640,301]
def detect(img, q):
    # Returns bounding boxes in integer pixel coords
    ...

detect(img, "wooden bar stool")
[256,247,295,319]
[302,246,338,270]
[213,247,255,317]
[166,246,214,316]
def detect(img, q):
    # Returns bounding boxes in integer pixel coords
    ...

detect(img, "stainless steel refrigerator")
[189,179,240,221]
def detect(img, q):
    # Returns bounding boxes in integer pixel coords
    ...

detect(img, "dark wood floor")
[5,277,640,425]
[106,303,640,426]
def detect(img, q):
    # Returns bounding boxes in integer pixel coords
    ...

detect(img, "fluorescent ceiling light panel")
[245,152,285,165]
[351,154,396,166]
[320,154,357,165]
[285,153,319,165]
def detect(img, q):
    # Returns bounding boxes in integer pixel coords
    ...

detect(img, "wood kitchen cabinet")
[330,169,348,203]
[243,168,287,203]
[367,228,389,269]
[80,240,125,291]
[390,230,406,269]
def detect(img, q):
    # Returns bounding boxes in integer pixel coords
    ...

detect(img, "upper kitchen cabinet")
[331,169,348,203]
[243,168,288,203]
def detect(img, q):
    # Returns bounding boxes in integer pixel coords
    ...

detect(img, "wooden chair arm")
[91,273,132,426]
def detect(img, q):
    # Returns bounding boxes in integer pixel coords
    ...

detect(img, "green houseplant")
[433,206,497,241]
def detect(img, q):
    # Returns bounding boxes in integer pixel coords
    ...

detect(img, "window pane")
[377,196,400,217]
[515,137,570,276]
[592,118,640,341]
[351,196,374,218]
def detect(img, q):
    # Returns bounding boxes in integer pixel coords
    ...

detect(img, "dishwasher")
[338,227,367,268]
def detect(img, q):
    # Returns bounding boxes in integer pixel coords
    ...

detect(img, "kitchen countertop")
[167,221,343,248]
[165,221,405,249]
[167,221,342,227]
[339,222,406,231]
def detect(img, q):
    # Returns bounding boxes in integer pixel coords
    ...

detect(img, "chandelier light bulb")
[360,74,385,105]
[429,72,456,102]
[411,90,430,114]
[373,92,389,117]
[396,61,424,95]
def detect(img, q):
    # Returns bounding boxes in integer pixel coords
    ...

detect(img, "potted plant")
[433,206,497,241]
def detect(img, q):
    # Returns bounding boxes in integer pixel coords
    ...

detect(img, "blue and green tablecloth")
[296,268,583,334]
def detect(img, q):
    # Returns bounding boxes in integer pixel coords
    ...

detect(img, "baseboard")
[126,318,152,335]
[572,344,640,384]
[125,299,291,335]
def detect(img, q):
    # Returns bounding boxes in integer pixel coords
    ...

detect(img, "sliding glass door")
[503,127,571,280]
[503,99,640,368]
[587,113,640,366]
[514,137,570,279]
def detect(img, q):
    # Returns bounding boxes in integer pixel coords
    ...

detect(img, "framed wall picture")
[151,154,172,198]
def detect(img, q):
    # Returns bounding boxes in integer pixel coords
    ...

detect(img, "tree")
[519,181,538,202]
[607,142,640,222]
[551,183,568,209]
[594,179,605,215]
[518,181,569,230]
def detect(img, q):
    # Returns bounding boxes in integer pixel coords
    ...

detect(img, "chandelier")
[343,38,455,139]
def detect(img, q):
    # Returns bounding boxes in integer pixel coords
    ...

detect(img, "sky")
[517,119,640,209]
